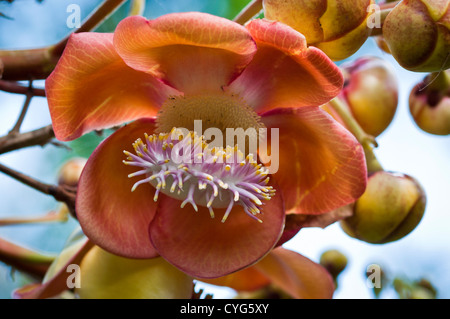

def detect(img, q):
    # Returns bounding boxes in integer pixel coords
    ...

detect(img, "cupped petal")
[276,204,354,246]
[199,266,270,292]
[201,247,335,299]
[76,118,159,259]
[254,247,335,299]
[261,107,367,215]
[149,188,285,278]
[227,19,343,112]
[113,13,257,94]
[46,32,178,141]
[77,246,193,299]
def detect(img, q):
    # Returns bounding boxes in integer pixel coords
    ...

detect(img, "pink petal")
[76,118,159,259]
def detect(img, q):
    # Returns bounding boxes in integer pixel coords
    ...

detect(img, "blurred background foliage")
[0,0,449,299]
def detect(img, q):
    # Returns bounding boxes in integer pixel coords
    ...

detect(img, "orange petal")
[227,19,343,112]
[46,32,178,141]
[113,14,256,94]
[254,247,335,299]
[149,189,285,278]
[261,107,367,215]
[199,266,270,292]
[76,118,159,259]
[277,204,354,245]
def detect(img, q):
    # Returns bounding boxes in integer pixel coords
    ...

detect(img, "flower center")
[123,129,275,223]
[155,93,265,149]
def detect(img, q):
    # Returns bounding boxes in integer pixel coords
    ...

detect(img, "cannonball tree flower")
[45,12,367,279]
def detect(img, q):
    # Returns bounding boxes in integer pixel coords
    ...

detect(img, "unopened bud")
[409,70,450,135]
[263,0,375,61]
[410,286,436,299]
[77,246,193,298]
[374,36,391,54]
[365,263,387,298]
[383,0,450,72]
[340,171,426,244]
[341,56,398,136]
[415,278,437,298]
[57,157,87,188]
[320,249,348,280]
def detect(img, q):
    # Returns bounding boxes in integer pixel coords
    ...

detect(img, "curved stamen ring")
[123,128,275,223]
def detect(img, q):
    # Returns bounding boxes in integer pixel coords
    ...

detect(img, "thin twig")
[368,8,392,37]
[233,0,263,25]
[0,237,55,279]
[0,162,76,214]
[0,0,127,80]
[0,207,69,226]
[328,97,383,174]
[8,80,33,135]
[0,125,54,155]
[0,79,46,97]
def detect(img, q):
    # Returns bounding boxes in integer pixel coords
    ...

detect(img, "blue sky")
[0,0,449,299]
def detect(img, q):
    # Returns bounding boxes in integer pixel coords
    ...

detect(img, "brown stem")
[0,80,46,97]
[0,0,127,81]
[233,0,263,25]
[368,8,392,37]
[328,97,384,174]
[0,125,54,155]
[0,47,59,81]
[0,162,76,214]
[0,206,69,227]
[8,81,33,135]
[0,237,55,279]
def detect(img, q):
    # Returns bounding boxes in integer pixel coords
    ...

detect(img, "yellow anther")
[253,198,263,205]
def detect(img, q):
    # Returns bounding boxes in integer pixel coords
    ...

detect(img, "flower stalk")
[0,79,46,97]
[0,207,68,227]
[0,125,54,155]
[0,162,76,214]
[233,0,263,25]
[328,97,384,173]
[0,237,55,278]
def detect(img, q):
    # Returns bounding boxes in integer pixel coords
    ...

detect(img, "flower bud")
[340,171,426,244]
[365,263,387,298]
[382,0,450,72]
[320,249,348,280]
[263,0,375,61]
[409,70,450,135]
[342,56,398,136]
[374,36,391,54]
[322,56,398,137]
[410,286,436,299]
[57,157,87,188]
[77,246,193,299]
[416,278,437,296]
